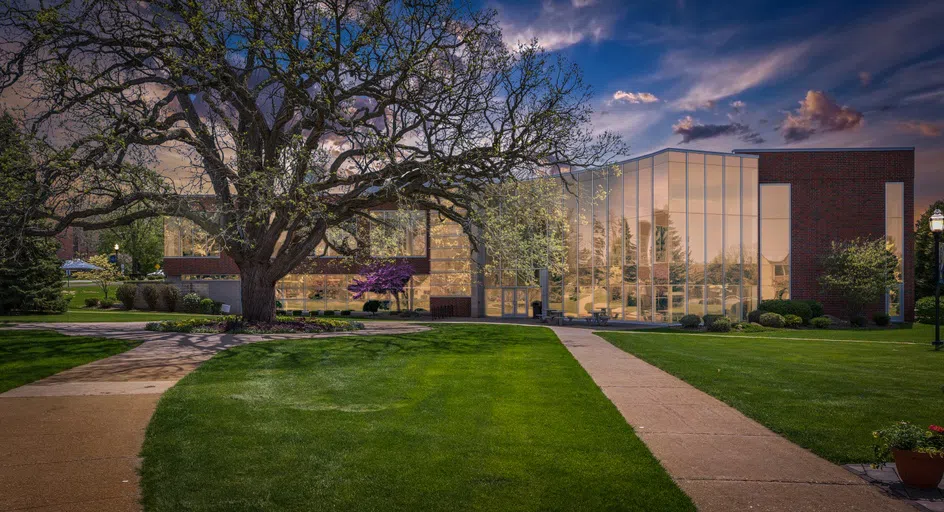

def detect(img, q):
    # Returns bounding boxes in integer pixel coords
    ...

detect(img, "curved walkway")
[0,322,427,512]
[549,326,911,512]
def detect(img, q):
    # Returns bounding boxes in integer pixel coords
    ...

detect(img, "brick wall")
[739,149,915,321]
[430,297,472,317]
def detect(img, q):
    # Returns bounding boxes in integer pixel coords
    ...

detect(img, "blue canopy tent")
[61,259,103,288]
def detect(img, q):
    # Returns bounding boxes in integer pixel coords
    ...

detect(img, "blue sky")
[487,0,944,217]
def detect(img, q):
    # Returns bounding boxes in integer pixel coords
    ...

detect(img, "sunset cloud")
[499,0,620,51]
[673,116,764,144]
[780,90,863,142]
[895,120,942,137]
[612,91,660,104]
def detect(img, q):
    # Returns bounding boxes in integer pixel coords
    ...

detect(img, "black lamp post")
[114,243,120,270]
[931,209,944,350]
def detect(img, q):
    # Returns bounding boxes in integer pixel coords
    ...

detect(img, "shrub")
[873,312,891,326]
[310,310,319,316]
[747,309,762,324]
[84,297,101,308]
[810,316,832,329]
[759,312,785,328]
[850,315,867,328]
[162,286,180,312]
[324,310,336,316]
[99,298,115,309]
[872,422,944,467]
[116,283,138,310]
[798,300,825,319]
[362,300,381,313]
[275,309,287,316]
[707,317,732,332]
[199,298,215,314]
[915,296,943,325]
[291,310,303,317]
[679,314,701,328]
[783,314,803,328]
[702,314,724,328]
[759,300,813,324]
[181,293,203,313]
[141,285,161,311]
[341,310,351,316]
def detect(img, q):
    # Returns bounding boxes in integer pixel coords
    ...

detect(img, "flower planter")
[893,449,944,488]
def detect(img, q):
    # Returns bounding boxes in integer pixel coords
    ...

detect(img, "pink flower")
[929,425,944,434]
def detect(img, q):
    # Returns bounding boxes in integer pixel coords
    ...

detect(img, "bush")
[783,314,803,328]
[181,293,203,313]
[850,315,867,328]
[707,317,732,332]
[162,286,180,312]
[915,296,943,325]
[747,309,762,324]
[324,310,336,316]
[84,297,101,308]
[291,310,303,317]
[310,310,319,316]
[341,310,351,316]
[873,312,891,326]
[116,283,138,310]
[759,299,813,324]
[99,298,115,309]
[275,309,287,316]
[141,285,161,311]
[702,314,724,328]
[798,300,825,319]
[198,298,222,315]
[679,314,701,328]
[759,312,786,328]
[810,316,832,329]
[363,300,381,313]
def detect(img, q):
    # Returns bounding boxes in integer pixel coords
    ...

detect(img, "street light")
[114,243,120,269]
[931,209,944,350]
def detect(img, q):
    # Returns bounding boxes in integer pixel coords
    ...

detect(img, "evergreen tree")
[916,200,944,299]
[0,112,67,314]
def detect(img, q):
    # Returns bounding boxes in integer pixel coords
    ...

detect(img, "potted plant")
[873,422,944,488]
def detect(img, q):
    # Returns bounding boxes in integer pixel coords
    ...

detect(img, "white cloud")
[612,91,660,104]
[499,0,621,51]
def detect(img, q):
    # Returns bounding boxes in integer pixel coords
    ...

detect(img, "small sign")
[108,255,117,264]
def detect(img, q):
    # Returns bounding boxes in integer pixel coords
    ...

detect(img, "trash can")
[531,301,542,319]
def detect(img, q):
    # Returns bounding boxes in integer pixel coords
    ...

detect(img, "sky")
[488,0,944,220]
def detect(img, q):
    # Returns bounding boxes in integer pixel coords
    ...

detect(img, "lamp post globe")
[931,209,943,349]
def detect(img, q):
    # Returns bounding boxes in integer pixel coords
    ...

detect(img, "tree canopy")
[819,237,899,320]
[0,0,622,320]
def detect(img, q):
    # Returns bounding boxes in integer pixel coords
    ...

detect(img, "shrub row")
[916,297,943,325]
[757,299,823,324]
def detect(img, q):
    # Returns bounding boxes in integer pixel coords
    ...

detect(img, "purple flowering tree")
[348,262,415,312]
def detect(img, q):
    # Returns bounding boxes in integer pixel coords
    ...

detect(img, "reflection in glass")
[885,182,904,320]
[760,184,791,300]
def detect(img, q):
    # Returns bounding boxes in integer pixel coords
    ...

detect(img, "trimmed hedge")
[679,314,701,329]
[116,283,138,310]
[810,316,832,329]
[142,284,161,310]
[759,312,785,328]
[783,314,803,328]
[798,300,825,319]
[84,297,100,308]
[747,309,762,324]
[162,286,180,312]
[759,300,813,324]
[181,293,203,313]
[873,312,891,326]
[702,314,724,328]
[707,317,732,332]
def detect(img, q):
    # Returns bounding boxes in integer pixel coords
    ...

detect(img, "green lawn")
[599,324,944,464]
[1,309,216,323]
[141,324,694,512]
[0,329,140,393]
[63,283,119,308]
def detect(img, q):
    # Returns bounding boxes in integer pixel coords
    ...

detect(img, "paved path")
[550,326,911,512]
[0,322,427,512]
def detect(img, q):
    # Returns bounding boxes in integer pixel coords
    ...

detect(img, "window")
[163,217,219,257]
[429,215,471,296]
[886,182,904,321]
[760,184,791,300]
[369,210,427,257]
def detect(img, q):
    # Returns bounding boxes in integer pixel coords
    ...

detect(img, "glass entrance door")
[501,287,536,317]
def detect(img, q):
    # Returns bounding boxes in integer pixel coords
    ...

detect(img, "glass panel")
[623,162,638,320]
[760,184,791,301]
[885,182,904,320]
[592,169,608,313]
[608,165,623,319]
[668,160,686,285]
[706,159,723,287]
[563,175,579,316]
[578,171,593,316]
[503,289,514,316]
[638,161,653,321]
[370,210,427,257]
[163,218,182,257]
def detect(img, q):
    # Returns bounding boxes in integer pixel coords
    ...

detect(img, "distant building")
[163,147,915,322]
[56,226,100,261]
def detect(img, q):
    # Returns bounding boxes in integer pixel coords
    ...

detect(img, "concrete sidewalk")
[0,322,427,512]
[550,326,910,512]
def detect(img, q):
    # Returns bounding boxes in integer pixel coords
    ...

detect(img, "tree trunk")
[394,292,401,312]
[240,264,277,322]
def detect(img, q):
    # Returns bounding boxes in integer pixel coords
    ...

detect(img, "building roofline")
[733,147,914,153]
[563,147,757,178]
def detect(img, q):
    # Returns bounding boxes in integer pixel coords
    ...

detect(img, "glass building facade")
[532,149,760,322]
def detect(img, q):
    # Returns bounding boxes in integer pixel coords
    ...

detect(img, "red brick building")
[736,148,915,321]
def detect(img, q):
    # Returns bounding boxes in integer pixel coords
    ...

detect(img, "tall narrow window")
[760,184,791,300]
[886,182,904,321]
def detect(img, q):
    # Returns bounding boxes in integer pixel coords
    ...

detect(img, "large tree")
[96,218,164,275]
[0,0,621,321]
[819,238,899,321]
